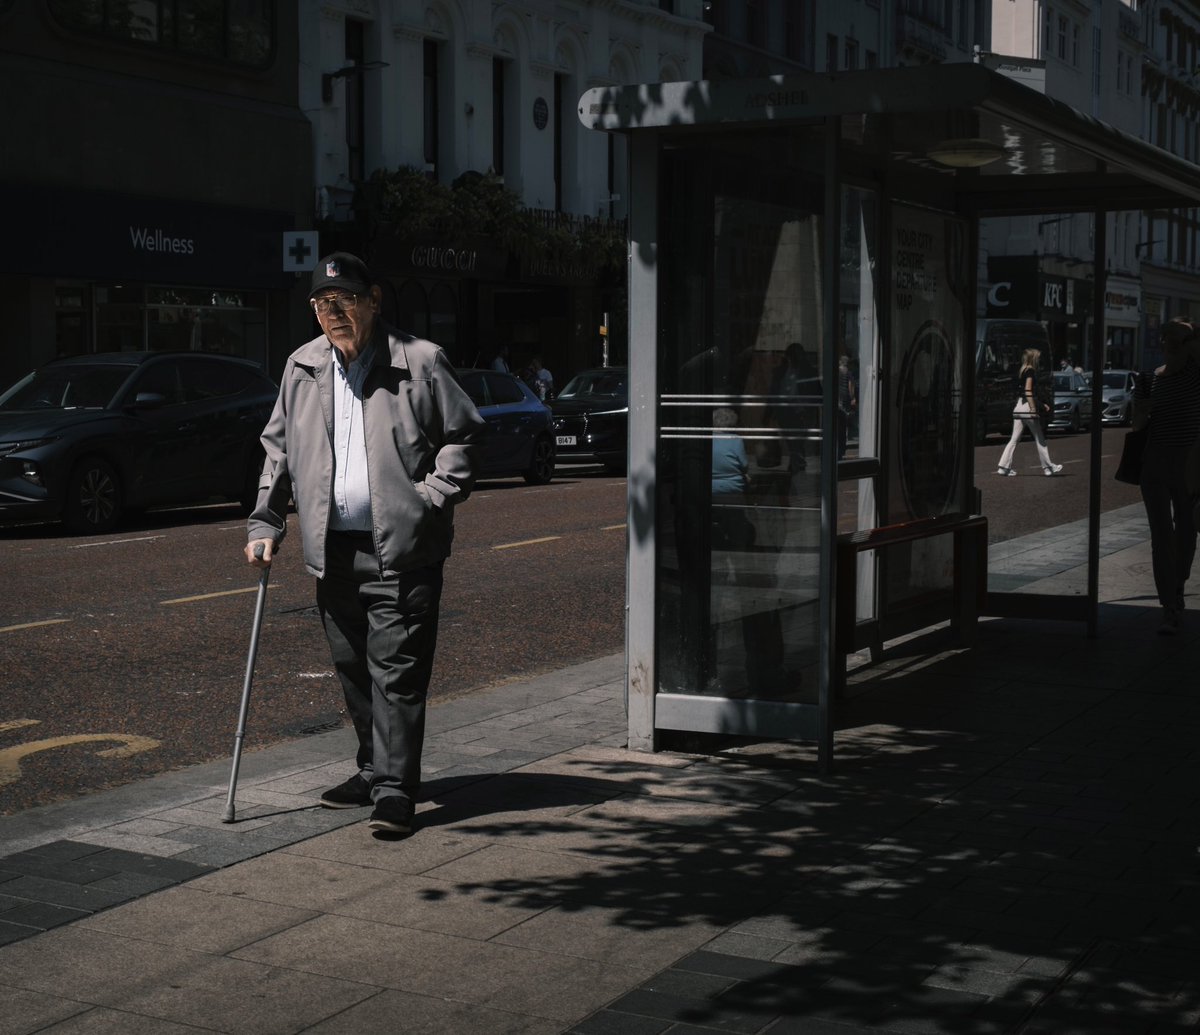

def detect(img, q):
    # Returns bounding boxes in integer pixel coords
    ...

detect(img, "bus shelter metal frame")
[581,63,1200,763]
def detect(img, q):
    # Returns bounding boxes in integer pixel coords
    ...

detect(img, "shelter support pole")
[626,131,658,751]
[1087,205,1107,638]
[818,115,840,772]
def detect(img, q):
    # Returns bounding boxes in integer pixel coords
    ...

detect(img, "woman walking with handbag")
[996,347,1063,478]
[1133,317,1200,635]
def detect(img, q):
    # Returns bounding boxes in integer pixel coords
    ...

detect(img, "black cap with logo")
[309,252,373,299]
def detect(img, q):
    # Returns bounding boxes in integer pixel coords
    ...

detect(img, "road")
[0,468,627,814]
[0,424,1146,814]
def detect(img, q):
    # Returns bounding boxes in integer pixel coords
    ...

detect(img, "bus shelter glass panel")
[840,186,883,623]
[656,127,826,703]
[877,205,973,614]
[976,213,1097,601]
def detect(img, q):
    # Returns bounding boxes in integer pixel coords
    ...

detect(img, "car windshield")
[558,370,627,400]
[1052,374,1074,391]
[0,365,133,411]
[1102,372,1129,389]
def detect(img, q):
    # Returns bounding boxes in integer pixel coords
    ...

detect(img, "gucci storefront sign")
[410,245,479,272]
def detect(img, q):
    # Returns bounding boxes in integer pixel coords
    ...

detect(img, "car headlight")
[0,436,58,457]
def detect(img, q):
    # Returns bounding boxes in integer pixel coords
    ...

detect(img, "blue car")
[457,369,555,484]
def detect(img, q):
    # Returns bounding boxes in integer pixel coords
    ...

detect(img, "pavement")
[1,503,1198,1035]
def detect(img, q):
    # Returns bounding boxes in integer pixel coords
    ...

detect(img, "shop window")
[397,280,429,338]
[48,0,274,67]
[428,283,458,355]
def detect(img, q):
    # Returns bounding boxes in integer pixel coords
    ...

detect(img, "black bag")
[1114,426,1148,485]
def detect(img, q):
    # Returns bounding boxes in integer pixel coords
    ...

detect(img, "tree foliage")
[360,166,625,279]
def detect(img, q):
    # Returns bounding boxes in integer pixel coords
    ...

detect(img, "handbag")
[1114,426,1148,484]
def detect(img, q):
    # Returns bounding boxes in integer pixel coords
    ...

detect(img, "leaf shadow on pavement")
[407,605,1200,1034]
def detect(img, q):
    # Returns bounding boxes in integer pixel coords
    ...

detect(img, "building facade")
[304,0,707,377]
[1,1,313,388]
[981,0,1200,372]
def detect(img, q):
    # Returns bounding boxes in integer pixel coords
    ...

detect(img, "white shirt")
[328,343,374,532]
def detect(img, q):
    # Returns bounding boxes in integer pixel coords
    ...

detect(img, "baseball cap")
[309,252,373,299]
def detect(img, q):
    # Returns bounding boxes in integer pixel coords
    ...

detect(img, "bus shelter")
[578,62,1200,768]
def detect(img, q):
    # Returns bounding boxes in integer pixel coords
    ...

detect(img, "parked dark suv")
[549,367,628,473]
[0,352,277,534]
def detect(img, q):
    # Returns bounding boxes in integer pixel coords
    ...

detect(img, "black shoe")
[367,796,414,835]
[319,774,372,809]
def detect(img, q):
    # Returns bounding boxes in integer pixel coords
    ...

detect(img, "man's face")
[312,285,381,355]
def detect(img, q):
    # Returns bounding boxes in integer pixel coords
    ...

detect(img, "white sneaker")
[997,466,1017,477]
[1045,464,1063,476]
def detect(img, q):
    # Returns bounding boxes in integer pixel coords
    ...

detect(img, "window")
[844,38,859,70]
[1072,22,1081,66]
[957,0,968,46]
[826,33,838,72]
[345,19,365,183]
[785,2,810,63]
[48,0,274,67]
[745,0,763,48]
[492,58,506,176]
[865,49,877,69]
[1043,5,1053,56]
[554,73,565,211]
[423,39,440,176]
[1092,27,1101,97]
[1057,16,1068,60]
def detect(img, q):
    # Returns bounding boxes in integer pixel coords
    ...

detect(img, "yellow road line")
[160,587,264,606]
[601,523,627,531]
[0,619,71,635]
[493,536,562,550]
[0,719,40,733]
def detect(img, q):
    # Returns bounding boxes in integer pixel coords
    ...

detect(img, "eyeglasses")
[310,293,361,316]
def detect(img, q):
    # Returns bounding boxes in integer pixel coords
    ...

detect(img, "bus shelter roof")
[579,62,1200,214]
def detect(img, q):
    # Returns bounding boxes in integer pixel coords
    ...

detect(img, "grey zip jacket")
[248,322,485,578]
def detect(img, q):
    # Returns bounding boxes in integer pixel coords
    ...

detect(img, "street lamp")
[926,137,1007,168]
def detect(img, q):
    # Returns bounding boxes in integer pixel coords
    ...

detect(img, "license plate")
[556,435,576,446]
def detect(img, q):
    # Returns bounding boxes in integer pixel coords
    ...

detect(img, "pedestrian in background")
[996,347,1062,477]
[246,252,485,834]
[1133,316,1200,635]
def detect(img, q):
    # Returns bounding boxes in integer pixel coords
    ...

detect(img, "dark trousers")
[316,531,444,803]
[1139,446,1197,610]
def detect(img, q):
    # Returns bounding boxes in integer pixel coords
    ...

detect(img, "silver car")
[1099,369,1137,425]
[1047,370,1093,433]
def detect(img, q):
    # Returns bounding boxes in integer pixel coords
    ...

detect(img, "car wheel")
[1070,409,1080,433]
[63,457,122,534]
[602,458,628,475]
[522,436,555,485]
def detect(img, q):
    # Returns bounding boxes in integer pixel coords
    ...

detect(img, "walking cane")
[222,543,270,824]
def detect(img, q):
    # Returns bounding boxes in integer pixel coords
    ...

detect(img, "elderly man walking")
[246,252,485,835]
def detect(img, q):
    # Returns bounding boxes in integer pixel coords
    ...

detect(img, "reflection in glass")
[656,129,825,703]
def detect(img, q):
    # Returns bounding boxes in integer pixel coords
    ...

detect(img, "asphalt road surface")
[0,467,627,814]
[0,425,1145,814]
